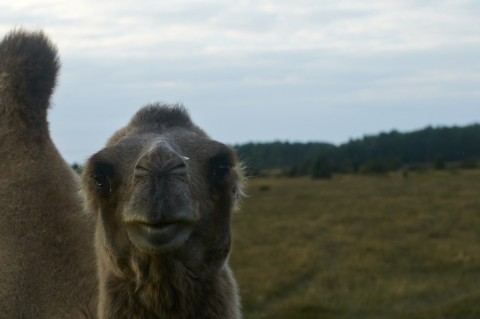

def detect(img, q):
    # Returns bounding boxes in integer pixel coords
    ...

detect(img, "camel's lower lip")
[126,221,193,252]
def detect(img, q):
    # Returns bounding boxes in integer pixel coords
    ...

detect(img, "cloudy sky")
[1,0,479,163]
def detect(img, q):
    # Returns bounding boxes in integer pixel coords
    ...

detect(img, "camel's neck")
[97,253,240,319]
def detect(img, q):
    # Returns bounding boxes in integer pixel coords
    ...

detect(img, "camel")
[82,103,245,318]
[0,30,97,317]
[1,29,245,318]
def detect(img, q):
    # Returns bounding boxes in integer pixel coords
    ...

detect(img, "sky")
[1,0,479,163]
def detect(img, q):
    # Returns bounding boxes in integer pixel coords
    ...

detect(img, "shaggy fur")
[0,30,97,318]
[82,104,245,318]
[0,28,244,319]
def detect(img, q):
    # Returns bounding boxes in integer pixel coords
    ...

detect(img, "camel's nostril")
[169,161,187,175]
[135,141,190,177]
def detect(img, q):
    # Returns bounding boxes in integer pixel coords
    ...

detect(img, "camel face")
[124,138,198,252]
[90,135,201,253]
[83,105,242,266]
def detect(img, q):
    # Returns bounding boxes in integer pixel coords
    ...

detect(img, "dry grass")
[230,170,480,319]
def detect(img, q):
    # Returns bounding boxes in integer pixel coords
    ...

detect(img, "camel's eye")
[93,172,109,187]
[210,152,232,185]
[92,162,114,196]
[213,164,230,179]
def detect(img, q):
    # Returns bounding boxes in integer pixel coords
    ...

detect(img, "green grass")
[230,170,480,319]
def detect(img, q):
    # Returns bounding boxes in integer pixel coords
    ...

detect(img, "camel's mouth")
[125,220,194,252]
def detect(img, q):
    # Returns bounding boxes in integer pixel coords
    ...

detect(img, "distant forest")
[234,124,480,178]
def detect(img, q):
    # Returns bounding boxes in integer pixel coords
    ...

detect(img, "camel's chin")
[126,222,193,253]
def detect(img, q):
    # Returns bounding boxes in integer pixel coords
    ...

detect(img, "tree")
[434,155,445,170]
[311,156,333,179]
[71,163,82,174]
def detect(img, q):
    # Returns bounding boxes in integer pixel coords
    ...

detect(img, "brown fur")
[0,30,97,317]
[1,29,244,318]
[82,104,245,318]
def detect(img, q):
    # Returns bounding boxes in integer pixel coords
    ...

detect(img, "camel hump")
[0,29,59,127]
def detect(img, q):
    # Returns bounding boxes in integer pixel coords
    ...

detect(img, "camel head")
[82,104,244,277]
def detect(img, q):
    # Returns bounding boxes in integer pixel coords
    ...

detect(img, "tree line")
[234,124,480,178]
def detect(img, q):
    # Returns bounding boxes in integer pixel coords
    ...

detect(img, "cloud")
[3,0,478,57]
[1,0,479,162]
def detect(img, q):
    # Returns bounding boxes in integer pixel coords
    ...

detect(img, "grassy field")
[230,170,480,319]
